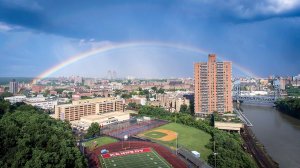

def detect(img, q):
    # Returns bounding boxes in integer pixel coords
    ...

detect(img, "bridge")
[232,80,279,106]
[233,95,276,105]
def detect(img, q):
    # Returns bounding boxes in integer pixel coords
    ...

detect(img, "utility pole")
[176,133,178,155]
[213,140,218,168]
[82,143,85,154]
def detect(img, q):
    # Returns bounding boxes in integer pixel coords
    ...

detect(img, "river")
[241,104,300,168]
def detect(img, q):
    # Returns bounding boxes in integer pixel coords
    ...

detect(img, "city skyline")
[0,0,299,78]
[1,1,300,168]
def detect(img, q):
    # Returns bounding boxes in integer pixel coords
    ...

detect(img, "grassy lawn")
[144,131,167,138]
[83,136,118,150]
[139,123,212,161]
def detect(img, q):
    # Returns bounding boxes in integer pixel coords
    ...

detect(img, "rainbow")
[33,41,258,82]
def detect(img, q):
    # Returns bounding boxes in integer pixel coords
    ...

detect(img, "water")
[241,105,300,168]
[0,77,34,85]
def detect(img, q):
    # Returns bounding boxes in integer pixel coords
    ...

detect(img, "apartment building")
[194,54,232,115]
[24,95,58,110]
[54,97,124,121]
[149,93,190,112]
[4,95,26,104]
[9,79,19,94]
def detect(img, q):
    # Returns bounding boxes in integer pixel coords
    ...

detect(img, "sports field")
[99,147,171,168]
[138,123,212,160]
[83,136,118,150]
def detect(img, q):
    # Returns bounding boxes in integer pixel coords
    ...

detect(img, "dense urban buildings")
[194,54,233,115]
[54,97,124,121]
[148,93,190,112]
[4,95,57,110]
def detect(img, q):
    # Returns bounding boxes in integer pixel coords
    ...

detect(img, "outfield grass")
[83,136,118,150]
[139,123,212,161]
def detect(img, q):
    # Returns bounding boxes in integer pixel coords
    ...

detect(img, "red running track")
[86,141,187,168]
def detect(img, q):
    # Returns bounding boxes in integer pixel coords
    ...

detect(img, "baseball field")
[138,122,212,160]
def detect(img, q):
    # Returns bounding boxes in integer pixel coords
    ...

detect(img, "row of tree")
[138,106,256,168]
[275,98,300,119]
[179,104,195,116]
[0,99,87,168]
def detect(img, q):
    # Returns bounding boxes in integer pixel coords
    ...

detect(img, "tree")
[81,96,92,99]
[114,89,122,96]
[121,93,131,99]
[179,104,188,113]
[128,102,137,109]
[0,99,10,118]
[43,89,50,97]
[54,88,64,94]
[0,92,13,98]
[85,122,100,139]
[210,114,215,127]
[0,101,87,167]
[151,87,157,92]
[189,99,195,116]
[275,98,300,119]
[157,88,165,94]
[143,89,149,95]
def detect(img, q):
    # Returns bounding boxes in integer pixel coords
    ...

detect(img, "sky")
[0,0,299,78]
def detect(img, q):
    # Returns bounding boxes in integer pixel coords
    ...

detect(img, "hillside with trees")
[0,99,87,168]
[275,98,300,119]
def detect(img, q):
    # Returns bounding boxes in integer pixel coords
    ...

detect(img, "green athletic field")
[83,136,118,150]
[139,123,212,161]
[144,131,167,138]
[99,148,171,168]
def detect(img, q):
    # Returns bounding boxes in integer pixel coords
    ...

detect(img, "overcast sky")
[0,0,299,78]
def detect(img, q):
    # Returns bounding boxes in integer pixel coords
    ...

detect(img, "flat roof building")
[55,97,124,121]
[24,95,58,110]
[4,95,26,104]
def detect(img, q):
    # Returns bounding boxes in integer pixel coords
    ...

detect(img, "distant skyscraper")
[107,70,112,79]
[112,70,117,79]
[74,76,83,85]
[194,54,232,115]
[9,79,19,94]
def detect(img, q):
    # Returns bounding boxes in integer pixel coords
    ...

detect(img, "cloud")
[0,0,42,11]
[0,0,299,39]
[0,22,20,31]
[259,0,300,14]
[218,0,300,21]
[0,22,13,31]
[185,0,300,23]
[0,0,299,77]
[78,39,113,49]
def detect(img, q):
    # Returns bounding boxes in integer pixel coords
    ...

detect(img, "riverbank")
[241,126,278,168]
[241,104,300,168]
[275,98,300,120]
